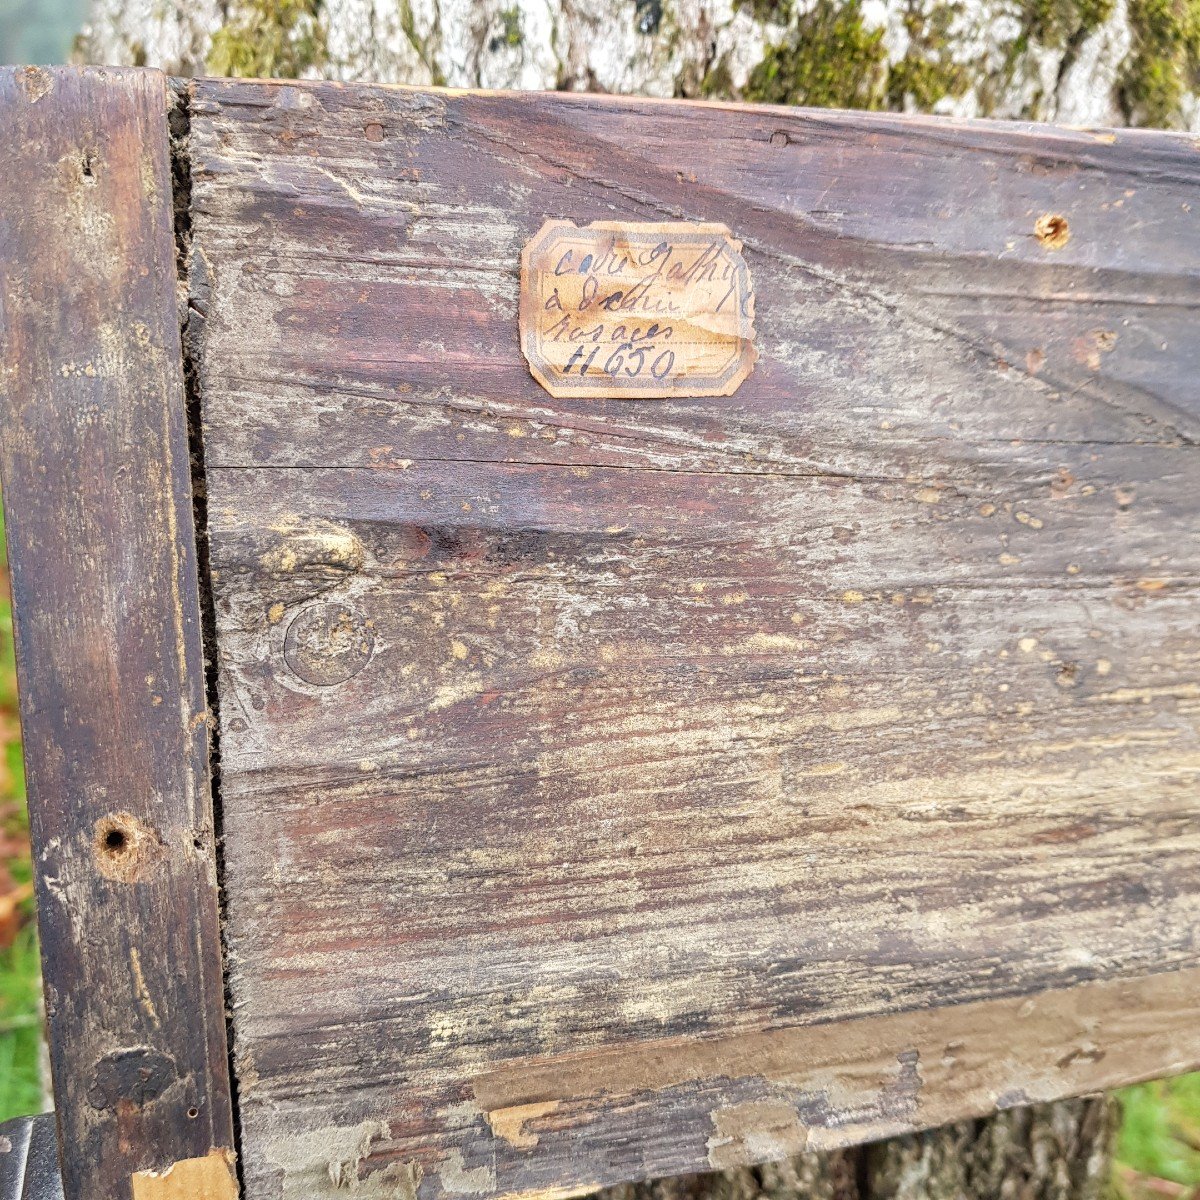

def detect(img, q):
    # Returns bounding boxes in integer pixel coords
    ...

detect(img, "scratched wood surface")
[0,67,236,1200]
[184,79,1200,1200]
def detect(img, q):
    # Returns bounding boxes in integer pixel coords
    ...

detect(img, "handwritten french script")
[519,220,756,399]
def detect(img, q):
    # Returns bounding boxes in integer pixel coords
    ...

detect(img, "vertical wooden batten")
[0,67,237,1199]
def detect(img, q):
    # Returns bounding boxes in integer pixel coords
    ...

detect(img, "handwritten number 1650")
[564,342,676,381]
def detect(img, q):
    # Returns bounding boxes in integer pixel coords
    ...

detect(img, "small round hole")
[1034,213,1070,250]
[187,1106,199,1119]
[93,813,162,882]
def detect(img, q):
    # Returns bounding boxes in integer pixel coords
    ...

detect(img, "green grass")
[0,925,42,1117]
[1,493,43,1120]
[1118,1075,1200,1189]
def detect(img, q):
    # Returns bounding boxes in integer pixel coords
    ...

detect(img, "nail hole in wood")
[93,812,163,883]
[1034,212,1069,249]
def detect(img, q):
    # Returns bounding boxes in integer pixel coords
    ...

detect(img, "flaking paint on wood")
[131,1150,239,1200]
[184,78,1200,1200]
[472,964,1200,1162]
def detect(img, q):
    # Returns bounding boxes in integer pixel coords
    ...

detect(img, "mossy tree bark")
[80,1,1132,1196]
[80,0,1200,129]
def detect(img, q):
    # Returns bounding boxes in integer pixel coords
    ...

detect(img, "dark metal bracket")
[0,1116,63,1200]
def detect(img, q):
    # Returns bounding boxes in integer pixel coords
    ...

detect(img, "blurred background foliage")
[0,6,1197,1197]
[1119,1077,1200,1197]
[0,501,43,1118]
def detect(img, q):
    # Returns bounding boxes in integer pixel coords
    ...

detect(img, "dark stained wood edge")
[0,67,237,1200]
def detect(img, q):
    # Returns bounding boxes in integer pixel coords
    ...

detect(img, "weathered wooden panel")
[0,67,236,1200]
[185,79,1200,1200]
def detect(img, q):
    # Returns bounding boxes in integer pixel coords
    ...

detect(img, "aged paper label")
[519,220,756,399]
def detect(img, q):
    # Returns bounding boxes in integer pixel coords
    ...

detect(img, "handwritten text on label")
[519,220,756,399]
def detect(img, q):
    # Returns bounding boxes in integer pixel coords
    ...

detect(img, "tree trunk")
[79,0,1200,131]
[77,1,1132,1196]
[595,1097,1120,1200]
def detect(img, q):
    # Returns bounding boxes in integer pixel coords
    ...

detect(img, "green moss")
[207,0,327,78]
[886,3,971,109]
[966,0,1117,119]
[734,0,794,23]
[1119,0,1200,126]
[699,54,736,97]
[1024,0,1114,47]
[887,54,966,107]
[970,0,1115,119]
[744,0,888,108]
[971,20,1036,117]
[498,7,523,47]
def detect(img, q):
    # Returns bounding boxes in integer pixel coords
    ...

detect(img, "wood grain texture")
[184,79,1200,1200]
[0,66,235,1200]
